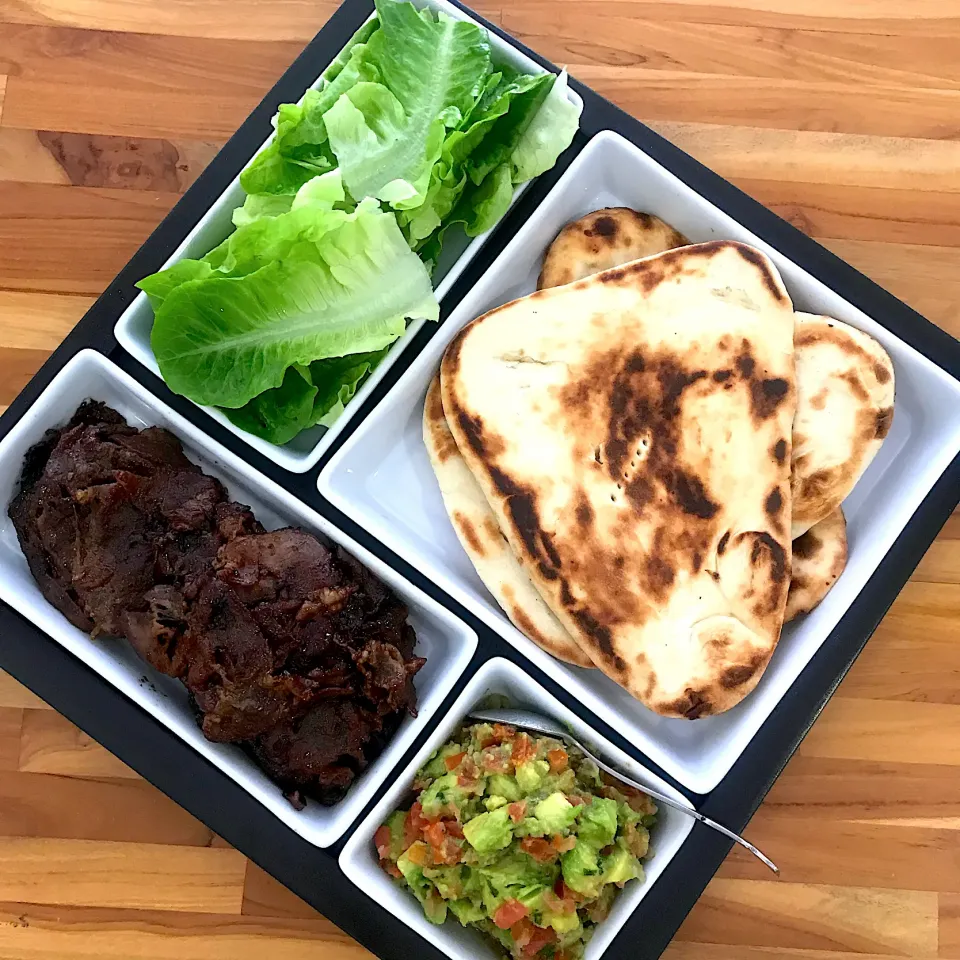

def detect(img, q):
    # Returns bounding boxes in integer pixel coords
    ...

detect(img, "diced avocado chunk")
[463,807,513,854]
[534,792,578,834]
[478,853,552,917]
[602,845,641,886]
[422,743,463,779]
[486,774,522,802]
[561,841,603,898]
[484,795,508,811]
[577,796,618,849]
[420,773,464,819]
[427,865,465,901]
[449,898,485,925]
[544,910,581,935]
[516,760,549,793]
[397,843,431,900]
[423,894,448,925]
[384,809,407,860]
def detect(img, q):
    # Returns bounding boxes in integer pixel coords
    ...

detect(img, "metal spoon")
[467,706,779,875]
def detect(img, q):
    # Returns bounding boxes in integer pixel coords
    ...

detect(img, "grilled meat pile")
[9,401,425,807]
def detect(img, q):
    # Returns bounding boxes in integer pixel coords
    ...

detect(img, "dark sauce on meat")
[8,401,425,808]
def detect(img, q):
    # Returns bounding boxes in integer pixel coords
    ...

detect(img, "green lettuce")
[149,193,437,409]
[137,0,581,447]
[324,2,491,208]
[224,348,388,444]
[508,70,581,183]
[239,19,381,197]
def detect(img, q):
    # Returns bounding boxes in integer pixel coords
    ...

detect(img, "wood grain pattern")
[0,0,957,958]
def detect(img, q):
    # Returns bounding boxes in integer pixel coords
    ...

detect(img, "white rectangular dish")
[340,657,695,960]
[0,349,478,847]
[320,129,960,795]
[114,0,582,474]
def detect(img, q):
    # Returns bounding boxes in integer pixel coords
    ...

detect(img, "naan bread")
[423,376,595,668]
[539,208,688,289]
[443,241,797,718]
[791,314,894,538]
[785,508,847,622]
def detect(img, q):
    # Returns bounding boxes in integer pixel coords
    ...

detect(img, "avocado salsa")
[375,722,657,959]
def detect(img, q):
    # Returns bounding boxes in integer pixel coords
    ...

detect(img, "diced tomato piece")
[405,841,428,866]
[444,819,464,838]
[520,837,557,862]
[522,924,556,956]
[444,751,466,771]
[566,795,584,807]
[547,748,568,773]
[383,861,403,879]
[492,723,516,743]
[460,756,479,780]
[457,775,480,789]
[493,898,529,930]
[554,878,583,903]
[423,821,447,849]
[403,814,418,848]
[626,793,654,813]
[404,801,429,847]
[552,833,577,853]
[508,801,528,823]
[511,732,536,765]
[374,825,392,859]
[432,836,462,866]
[511,917,535,948]
[480,748,509,773]
[542,889,576,915]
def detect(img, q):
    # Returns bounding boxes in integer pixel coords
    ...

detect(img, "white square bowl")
[340,657,695,960]
[114,0,582,474]
[0,349,478,847]
[320,129,960,795]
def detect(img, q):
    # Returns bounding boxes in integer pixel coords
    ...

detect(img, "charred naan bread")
[538,208,688,289]
[443,241,797,718]
[423,376,595,668]
[785,508,847,622]
[791,314,894,538]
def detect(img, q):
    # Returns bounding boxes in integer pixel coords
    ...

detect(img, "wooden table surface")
[0,0,958,958]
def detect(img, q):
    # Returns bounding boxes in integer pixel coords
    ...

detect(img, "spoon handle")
[584,749,779,875]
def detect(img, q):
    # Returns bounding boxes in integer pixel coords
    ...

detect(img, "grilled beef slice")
[8,402,424,805]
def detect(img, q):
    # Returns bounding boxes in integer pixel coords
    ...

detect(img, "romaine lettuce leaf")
[509,70,581,183]
[137,1,582,448]
[222,348,388,443]
[232,193,295,228]
[459,161,514,236]
[151,201,438,408]
[240,39,379,197]
[310,348,389,426]
[137,260,215,311]
[224,363,319,445]
[139,172,349,306]
[324,0,492,208]
[459,71,554,187]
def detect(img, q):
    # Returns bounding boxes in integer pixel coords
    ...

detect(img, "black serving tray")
[1,2,959,958]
